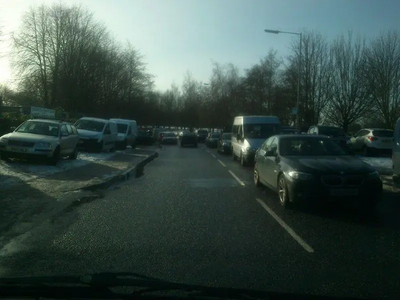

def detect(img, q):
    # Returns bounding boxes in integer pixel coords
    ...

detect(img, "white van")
[110,119,138,149]
[393,117,400,187]
[75,117,118,152]
[231,116,280,166]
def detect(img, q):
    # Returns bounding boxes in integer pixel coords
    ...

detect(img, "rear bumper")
[285,175,383,204]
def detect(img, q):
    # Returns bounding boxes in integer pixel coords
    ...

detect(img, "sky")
[0,0,399,91]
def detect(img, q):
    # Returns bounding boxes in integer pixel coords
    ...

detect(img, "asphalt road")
[0,143,399,299]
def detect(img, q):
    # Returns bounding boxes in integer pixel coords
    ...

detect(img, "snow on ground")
[0,151,118,188]
[360,156,393,175]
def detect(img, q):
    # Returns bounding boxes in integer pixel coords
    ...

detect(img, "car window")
[279,137,347,156]
[75,119,105,132]
[104,124,111,134]
[127,126,132,135]
[60,125,68,136]
[268,137,278,155]
[243,124,279,139]
[372,130,393,137]
[71,125,78,135]
[66,125,73,135]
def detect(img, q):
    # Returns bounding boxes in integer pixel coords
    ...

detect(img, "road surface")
[0,144,399,299]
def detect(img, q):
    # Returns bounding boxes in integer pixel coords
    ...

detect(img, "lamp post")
[264,29,302,132]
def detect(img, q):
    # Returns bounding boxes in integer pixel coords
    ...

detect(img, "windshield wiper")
[0,272,380,300]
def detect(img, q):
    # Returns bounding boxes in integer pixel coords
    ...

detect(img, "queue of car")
[202,115,395,211]
[0,116,139,165]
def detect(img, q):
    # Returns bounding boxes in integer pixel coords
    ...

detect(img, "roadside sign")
[30,106,55,119]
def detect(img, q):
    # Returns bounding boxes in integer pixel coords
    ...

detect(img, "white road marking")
[211,154,216,158]
[206,150,210,153]
[228,170,245,186]
[218,159,226,167]
[255,198,314,253]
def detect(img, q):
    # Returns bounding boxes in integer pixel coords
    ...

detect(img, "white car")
[75,117,118,152]
[0,119,79,165]
[348,128,393,156]
[109,118,138,150]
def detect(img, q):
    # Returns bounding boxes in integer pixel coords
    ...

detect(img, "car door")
[67,125,79,151]
[59,125,72,155]
[264,137,279,187]
[256,138,273,184]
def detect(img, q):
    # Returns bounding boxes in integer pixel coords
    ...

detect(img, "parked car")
[0,119,79,165]
[205,133,220,148]
[393,118,400,187]
[160,132,178,145]
[253,134,382,209]
[181,133,198,147]
[110,119,138,150]
[136,130,154,145]
[196,129,208,143]
[348,128,393,156]
[75,117,117,152]
[231,115,281,166]
[307,125,347,149]
[217,132,232,154]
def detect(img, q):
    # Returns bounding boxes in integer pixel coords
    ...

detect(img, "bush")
[0,113,31,136]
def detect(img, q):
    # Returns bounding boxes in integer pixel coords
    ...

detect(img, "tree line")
[2,3,400,133]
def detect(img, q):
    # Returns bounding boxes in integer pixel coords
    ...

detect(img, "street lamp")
[264,29,302,132]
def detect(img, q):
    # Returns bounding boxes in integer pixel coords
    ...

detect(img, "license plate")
[11,147,28,153]
[330,189,358,196]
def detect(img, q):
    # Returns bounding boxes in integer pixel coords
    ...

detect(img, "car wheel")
[278,174,291,208]
[48,147,60,165]
[254,164,261,187]
[69,146,78,160]
[240,152,247,166]
[110,142,116,152]
[95,141,103,153]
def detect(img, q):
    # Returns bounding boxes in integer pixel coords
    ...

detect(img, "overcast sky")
[0,0,399,91]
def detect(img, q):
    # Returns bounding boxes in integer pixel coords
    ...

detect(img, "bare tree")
[364,30,400,129]
[325,32,373,132]
[286,31,331,127]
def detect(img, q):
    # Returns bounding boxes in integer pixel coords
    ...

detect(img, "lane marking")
[211,154,216,158]
[255,198,314,253]
[218,159,226,167]
[206,150,210,153]
[228,170,245,186]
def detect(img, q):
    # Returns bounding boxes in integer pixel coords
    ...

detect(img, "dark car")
[205,133,220,148]
[253,134,382,209]
[308,125,347,149]
[196,129,208,143]
[217,132,232,154]
[181,133,198,147]
[135,130,153,145]
[160,132,178,145]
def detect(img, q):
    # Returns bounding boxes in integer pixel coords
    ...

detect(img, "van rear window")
[244,124,279,139]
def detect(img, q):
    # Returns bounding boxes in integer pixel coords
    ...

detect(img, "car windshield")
[279,137,348,156]
[16,121,59,137]
[75,120,105,132]
[116,123,128,133]
[318,127,345,137]
[244,124,279,139]
[222,133,231,140]
[372,130,393,137]
[211,134,219,138]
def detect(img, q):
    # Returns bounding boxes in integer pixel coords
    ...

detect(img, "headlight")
[0,138,8,145]
[367,171,380,179]
[287,171,314,180]
[35,142,53,149]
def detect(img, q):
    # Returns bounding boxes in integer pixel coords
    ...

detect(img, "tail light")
[367,136,378,142]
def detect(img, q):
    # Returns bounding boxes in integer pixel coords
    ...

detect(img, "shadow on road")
[0,174,55,246]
